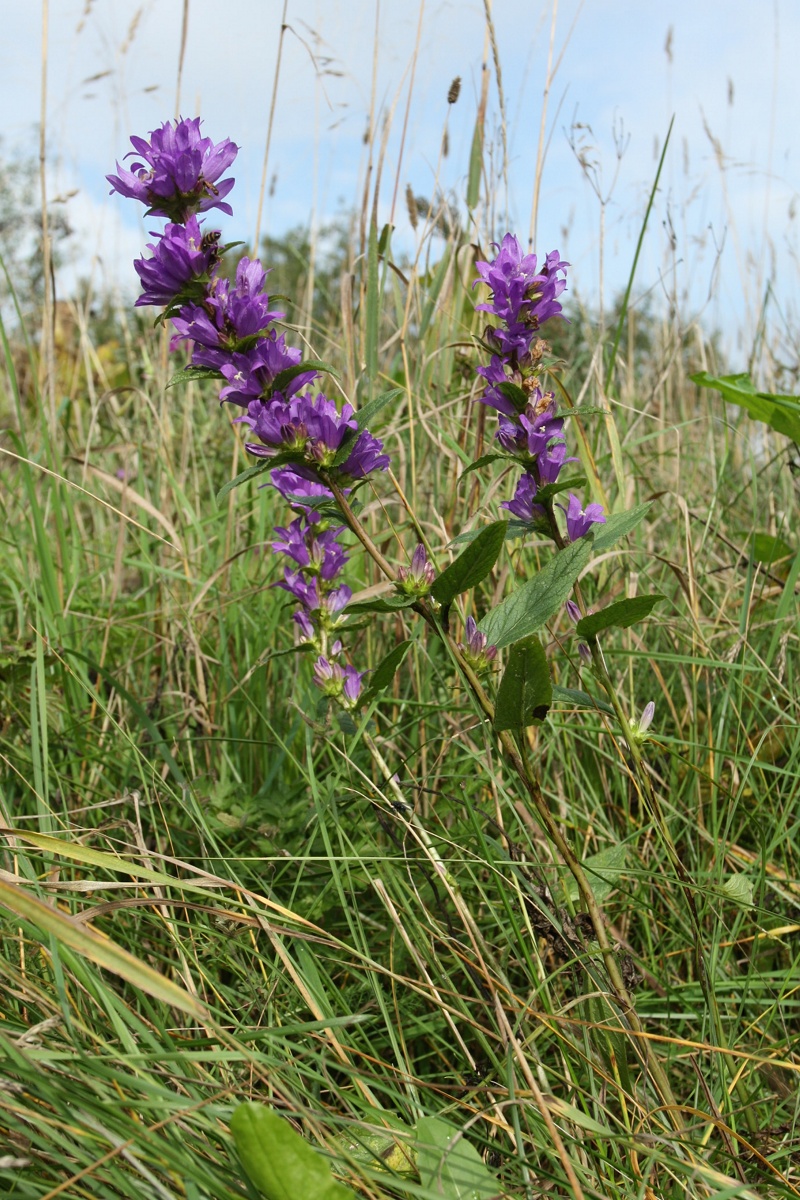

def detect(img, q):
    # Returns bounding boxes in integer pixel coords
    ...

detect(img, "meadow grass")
[1,44,800,1200]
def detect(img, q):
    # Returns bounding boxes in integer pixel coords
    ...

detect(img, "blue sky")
[4,0,798,359]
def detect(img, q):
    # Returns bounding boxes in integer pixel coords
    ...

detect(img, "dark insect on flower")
[201,229,222,253]
[447,76,462,104]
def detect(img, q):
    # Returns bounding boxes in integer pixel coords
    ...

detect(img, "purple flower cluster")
[474,234,605,543]
[109,117,390,711]
[312,652,365,709]
[107,117,238,222]
[238,393,390,484]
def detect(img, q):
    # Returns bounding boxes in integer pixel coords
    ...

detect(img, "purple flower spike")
[133,216,220,308]
[240,391,391,482]
[495,394,567,468]
[474,234,568,338]
[275,572,351,621]
[501,473,546,524]
[107,117,239,223]
[560,493,606,541]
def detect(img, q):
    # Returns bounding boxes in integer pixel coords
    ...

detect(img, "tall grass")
[1,13,799,1200]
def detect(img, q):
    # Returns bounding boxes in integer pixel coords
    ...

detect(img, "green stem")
[330,481,688,1132]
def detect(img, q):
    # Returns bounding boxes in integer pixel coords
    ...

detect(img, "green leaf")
[231,1103,354,1200]
[355,386,403,431]
[692,371,800,443]
[431,520,507,604]
[551,685,614,715]
[344,595,416,615]
[565,843,628,904]
[166,364,223,389]
[493,635,552,731]
[419,244,452,338]
[0,878,206,1019]
[479,537,593,650]
[721,874,754,907]
[335,1116,416,1177]
[534,474,587,502]
[330,387,404,469]
[457,453,509,484]
[365,221,379,380]
[360,640,413,707]
[592,502,651,551]
[272,359,341,396]
[415,1117,498,1200]
[496,380,528,410]
[466,114,483,211]
[751,533,793,564]
[216,458,273,504]
[576,594,665,640]
[505,519,543,540]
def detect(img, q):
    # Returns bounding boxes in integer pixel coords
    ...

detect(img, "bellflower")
[475,235,568,341]
[271,467,334,510]
[272,517,349,580]
[496,405,566,465]
[312,657,365,708]
[171,257,285,370]
[560,493,606,540]
[538,442,579,485]
[133,216,220,308]
[218,336,311,407]
[275,572,351,621]
[628,701,656,743]
[107,117,238,222]
[340,430,392,480]
[501,472,546,524]
[241,392,390,482]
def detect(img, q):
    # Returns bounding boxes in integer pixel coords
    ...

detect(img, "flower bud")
[628,701,656,743]
[459,616,498,672]
[397,544,436,596]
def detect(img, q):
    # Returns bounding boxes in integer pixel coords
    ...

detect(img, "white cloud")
[3,0,797,358]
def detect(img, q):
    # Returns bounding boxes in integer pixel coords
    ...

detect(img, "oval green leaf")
[575,594,664,640]
[431,520,507,605]
[493,634,552,731]
[415,1116,498,1200]
[231,1103,354,1200]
